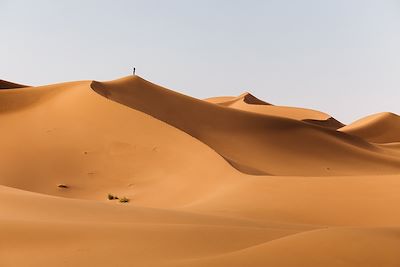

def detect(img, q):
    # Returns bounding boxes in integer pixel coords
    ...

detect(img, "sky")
[1,0,400,123]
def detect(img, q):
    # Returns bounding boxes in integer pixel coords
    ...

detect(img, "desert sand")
[1,76,400,266]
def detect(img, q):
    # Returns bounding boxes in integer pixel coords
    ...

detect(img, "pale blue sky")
[1,0,399,123]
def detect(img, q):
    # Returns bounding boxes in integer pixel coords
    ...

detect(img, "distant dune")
[205,92,345,129]
[340,112,400,143]
[1,76,400,267]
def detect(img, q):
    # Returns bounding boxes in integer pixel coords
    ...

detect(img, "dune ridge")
[1,76,400,267]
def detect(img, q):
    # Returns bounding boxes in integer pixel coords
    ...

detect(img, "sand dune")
[92,76,400,176]
[340,112,400,143]
[0,80,236,204]
[205,92,272,106]
[1,76,400,266]
[206,92,345,129]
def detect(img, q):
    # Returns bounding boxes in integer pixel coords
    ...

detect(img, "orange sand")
[1,76,400,266]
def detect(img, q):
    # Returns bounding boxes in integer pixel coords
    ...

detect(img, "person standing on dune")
[133,67,136,76]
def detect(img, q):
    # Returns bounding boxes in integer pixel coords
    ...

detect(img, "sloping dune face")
[340,112,400,144]
[92,76,400,176]
[1,76,400,267]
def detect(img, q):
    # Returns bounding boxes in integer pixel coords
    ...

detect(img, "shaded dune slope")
[0,79,29,89]
[340,112,400,144]
[92,76,400,176]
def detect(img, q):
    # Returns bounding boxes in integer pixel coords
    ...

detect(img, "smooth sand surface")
[1,76,400,266]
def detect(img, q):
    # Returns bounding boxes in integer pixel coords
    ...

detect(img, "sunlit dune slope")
[0,80,237,204]
[92,76,400,176]
[184,174,400,226]
[175,227,400,267]
[0,185,307,267]
[206,93,344,129]
[340,112,400,143]
[4,178,400,267]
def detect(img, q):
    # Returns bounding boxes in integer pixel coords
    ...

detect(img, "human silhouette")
[133,67,136,75]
